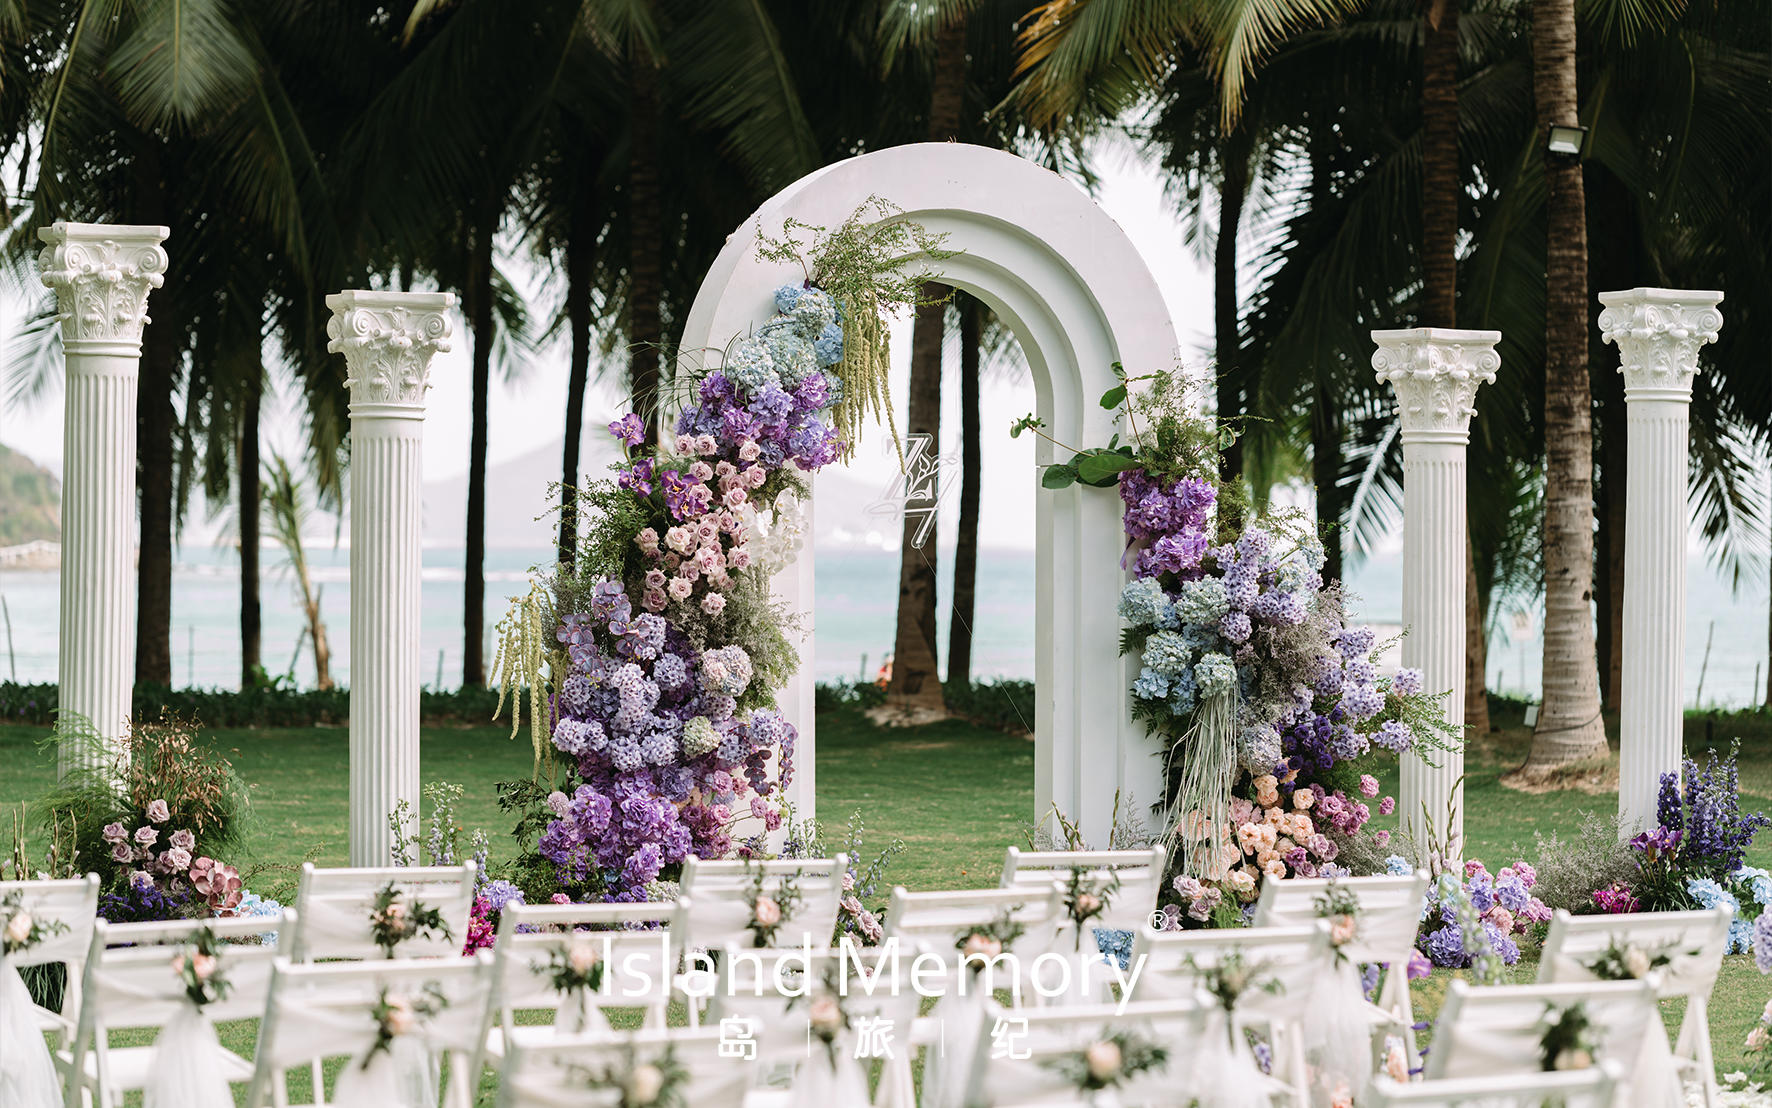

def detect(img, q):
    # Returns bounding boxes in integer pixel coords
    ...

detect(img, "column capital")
[1598,288,1723,403]
[37,222,171,353]
[1371,327,1502,445]
[327,290,456,415]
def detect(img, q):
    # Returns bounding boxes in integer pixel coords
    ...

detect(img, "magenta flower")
[1359,774,1380,798]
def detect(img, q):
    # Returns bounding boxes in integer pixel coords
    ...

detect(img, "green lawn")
[4,699,1771,1094]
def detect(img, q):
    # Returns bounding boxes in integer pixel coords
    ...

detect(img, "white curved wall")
[678,143,1180,846]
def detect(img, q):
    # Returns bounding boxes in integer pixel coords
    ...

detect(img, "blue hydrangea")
[765,328,819,387]
[1132,667,1171,701]
[1755,912,1772,972]
[1687,877,1741,914]
[1494,874,1530,913]
[813,320,844,366]
[790,288,837,338]
[1238,723,1283,775]
[480,879,525,914]
[726,337,780,394]
[1118,577,1171,630]
[1177,578,1230,625]
[1094,927,1133,971]
[1167,667,1199,717]
[1735,865,1772,906]
[1141,630,1192,676]
[1384,855,1414,876]
[1728,917,1754,955]
[681,716,720,759]
[1195,653,1238,697]
[773,285,804,313]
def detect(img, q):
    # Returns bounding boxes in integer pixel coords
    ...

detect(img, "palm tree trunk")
[628,46,664,443]
[1311,389,1343,584]
[1466,537,1490,731]
[1528,0,1608,769]
[136,286,176,688]
[560,205,594,571]
[464,205,495,688]
[1215,133,1249,513]
[239,373,262,688]
[885,16,967,717]
[949,296,982,686]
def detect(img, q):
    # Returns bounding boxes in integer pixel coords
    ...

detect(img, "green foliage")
[0,681,509,729]
[755,197,955,456]
[0,444,60,545]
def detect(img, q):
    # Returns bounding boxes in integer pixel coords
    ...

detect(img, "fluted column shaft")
[1600,288,1723,834]
[328,291,455,866]
[1374,327,1501,863]
[37,223,170,777]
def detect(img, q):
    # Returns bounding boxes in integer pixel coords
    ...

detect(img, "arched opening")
[680,143,1179,845]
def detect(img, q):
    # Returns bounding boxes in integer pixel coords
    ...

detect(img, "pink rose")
[643,588,668,612]
[102,822,127,843]
[1358,774,1380,798]
[753,896,782,927]
[738,441,761,462]
[644,569,667,591]
[723,487,747,509]
[701,593,727,617]
[1379,796,1396,816]
[694,434,718,456]
[169,829,195,851]
[145,800,170,824]
[727,547,751,570]
[687,461,713,482]
[1329,913,1357,947]
[110,842,133,863]
[744,465,767,489]
[665,527,693,554]
[674,435,697,457]
[133,826,159,847]
[635,527,660,553]
[164,847,192,872]
[667,577,694,601]
[961,933,1002,960]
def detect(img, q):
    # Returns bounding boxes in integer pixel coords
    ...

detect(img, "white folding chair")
[244,952,495,1108]
[494,1025,766,1108]
[0,874,99,1041]
[999,847,1167,934]
[1369,1062,1621,1107]
[679,854,850,951]
[60,910,293,1108]
[959,995,1218,1108]
[1427,978,1675,1106]
[1130,922,1327,1098]
[288,861,478,961]
[485,899,685,1060]
[1537,906,1731,1106]
[1252,869,1431,1061]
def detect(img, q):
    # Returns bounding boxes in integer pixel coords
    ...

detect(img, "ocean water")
[0,543,1765,708]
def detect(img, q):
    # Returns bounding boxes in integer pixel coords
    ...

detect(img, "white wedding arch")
[678,142,1180,844]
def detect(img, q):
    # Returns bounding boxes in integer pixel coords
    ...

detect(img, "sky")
[0,138,1218,556]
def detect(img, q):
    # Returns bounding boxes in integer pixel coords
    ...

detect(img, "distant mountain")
[0,444,60,545]
[424,436,622,548]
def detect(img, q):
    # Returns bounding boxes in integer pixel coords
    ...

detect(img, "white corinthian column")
[1372,328,1501,863]
[38,222,170,777]
[1599,288,1723,834]
[328,291,455,866]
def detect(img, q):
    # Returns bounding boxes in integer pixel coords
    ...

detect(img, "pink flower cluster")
[1467,858,1553,936]
[1218,774,1395,886]
[633,494,752,617]
[1593,881,1640,914]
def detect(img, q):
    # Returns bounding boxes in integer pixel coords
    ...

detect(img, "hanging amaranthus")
[491,582,558,780]
[755,196,954,460]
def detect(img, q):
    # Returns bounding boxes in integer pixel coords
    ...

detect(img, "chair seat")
[68,1043,256,1092]
[484,1022,607,1058]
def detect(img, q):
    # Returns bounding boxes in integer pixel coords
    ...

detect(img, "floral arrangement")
[1538,1002,1599,1072]
[1403,857,1549,973]
[172,928,231,1008]
[574,1046,689,1108]
[95,807,242,920]
[955,910,1025,968]
[364,984,446,1070]
[0,890,67,956]
[1580,934,1685,981]
[368,883,451,958]
[1189,950,1283,1019]
[465,879,526,955]
[743,865,803,947]
[1023,368,1453,911]
[1041,1028,1168,1092]
[546,935,605,994]
[490,205,937,907]
[781,808,899,945]
[1061,867,1120,950]
[1610,747,1772,953]
[1312,880,1361,962]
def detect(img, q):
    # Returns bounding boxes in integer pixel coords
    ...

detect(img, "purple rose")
[101,822,127,843]
[169,829,195,851]
[145,799,170,824]
[132,826,159,847]
[163,847,192,872]
[110,842,132,863]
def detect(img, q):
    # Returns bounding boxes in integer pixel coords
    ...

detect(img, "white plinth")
[1373,327,1500,863]
[1599,288,1723,834]
[328,291,455,866]
[38,222,170,776]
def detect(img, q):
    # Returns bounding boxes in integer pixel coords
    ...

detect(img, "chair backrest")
[491,900,684,1028]
[289,861,477,960]
[999,847,1167,933]
[1129,921,1327,1014]
[0,874,99,968]
[1537,906,1732,1000]
[960,995,1212,1107]
[66,910,295,1097]
[883,885,1065,998]
[700,942,924,1040]
[496,1026,754,1108]
[1368,1063,1620,1107]
[245,952,495,1107]
[678,854,848,950]
[1426,978,1660,1081]
[1251,870,1430,965]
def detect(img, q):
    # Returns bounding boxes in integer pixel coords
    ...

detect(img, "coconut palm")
[262,452,333,689]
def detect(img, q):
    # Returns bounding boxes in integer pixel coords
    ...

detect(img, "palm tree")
[262,453,332,689]
[950,294,984,686]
